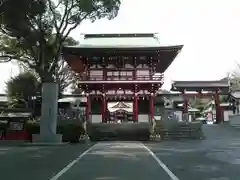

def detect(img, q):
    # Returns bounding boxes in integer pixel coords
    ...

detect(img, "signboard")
[9,122,24,131]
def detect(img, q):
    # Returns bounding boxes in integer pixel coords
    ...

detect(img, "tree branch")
[59,0,75,34]
[46,0,59,33]
[62,12,90,41]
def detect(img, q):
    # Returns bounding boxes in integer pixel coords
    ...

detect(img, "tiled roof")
[231,91,240,99]
[171,80,230,91]
[111,102,131,109]
[65,33,183,49]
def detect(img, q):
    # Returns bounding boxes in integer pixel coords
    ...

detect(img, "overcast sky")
[0,0,239,92]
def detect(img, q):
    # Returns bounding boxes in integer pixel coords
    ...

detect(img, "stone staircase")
[152,120,204,140]
[88,122,150,141]
[229,115,240,129]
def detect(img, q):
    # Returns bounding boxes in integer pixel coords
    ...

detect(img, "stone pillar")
[32,83,62,143]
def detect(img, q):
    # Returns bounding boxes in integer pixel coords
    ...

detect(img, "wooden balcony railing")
[78,74,164,81]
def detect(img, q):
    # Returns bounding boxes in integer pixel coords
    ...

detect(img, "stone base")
[32,134,62,143]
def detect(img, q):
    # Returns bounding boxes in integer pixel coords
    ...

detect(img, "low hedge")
[26,121,85,143]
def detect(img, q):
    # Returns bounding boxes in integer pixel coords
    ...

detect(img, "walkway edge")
[140,143,180,180]
[49,143,98,180]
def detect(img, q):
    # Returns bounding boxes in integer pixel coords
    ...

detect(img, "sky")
[0,0,240,92]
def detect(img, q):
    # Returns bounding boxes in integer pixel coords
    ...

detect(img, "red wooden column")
[133,93,138,122]
[102,62,107,123]
[182,91,188,122]
[101,93,106,123]
[183,98,188,114]
[214,91,222,124]
[150,93,155,121]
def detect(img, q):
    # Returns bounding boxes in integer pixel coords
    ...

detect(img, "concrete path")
[0,144,93,180]
[146,124,240,180]
[1,124,240,180]
[50,142,176,180]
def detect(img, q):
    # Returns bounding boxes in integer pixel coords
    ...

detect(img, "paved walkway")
[0,144,93,180]
[1,124,240,180]
[146,124,240,180]
[50,142,176,180]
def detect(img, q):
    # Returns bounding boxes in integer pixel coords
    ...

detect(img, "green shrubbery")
[26,121,85,143]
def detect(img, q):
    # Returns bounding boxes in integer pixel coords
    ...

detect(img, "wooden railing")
[78,74,164,81]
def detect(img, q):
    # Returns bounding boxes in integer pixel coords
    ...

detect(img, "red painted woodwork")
[64,55,87,74]
[101,95,106,122]
[183,98,188,113]
[183,93,217,98]
[78,83,160,92]
[214,92,222,124]
[4,128,29,141]
[182,91,224,123]
[63,47,172,123]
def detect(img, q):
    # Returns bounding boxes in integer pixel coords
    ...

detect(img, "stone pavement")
[0,143,93,180]
[0,124,240,180]
[146,124,240,180]
[50,142,174,180]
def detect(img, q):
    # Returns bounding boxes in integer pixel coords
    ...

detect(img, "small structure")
[0,108,32,141]
[58,96,87,121]
[171,80,230,124]
[202,100,233,122]
[229,90,240,127]
[108,102,133,122]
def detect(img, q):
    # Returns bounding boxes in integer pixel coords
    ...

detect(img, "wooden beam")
[183,93,218,98]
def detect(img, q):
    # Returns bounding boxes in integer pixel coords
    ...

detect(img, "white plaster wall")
[154,116,162,120]
[138,114,149,122]
[91,115,101,123]
[224,110,233,121]
[174,111,183,121]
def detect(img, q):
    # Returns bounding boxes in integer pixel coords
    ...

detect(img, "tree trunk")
[36,70,62,142]
[40,72,55,83]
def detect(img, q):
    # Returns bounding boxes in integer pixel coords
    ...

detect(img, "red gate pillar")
[133,93,138,122]
[101,93,106,123]
[182,92,188,122]
[215,91,221,124]
[183,98,188,114]
[183,92,188,114]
